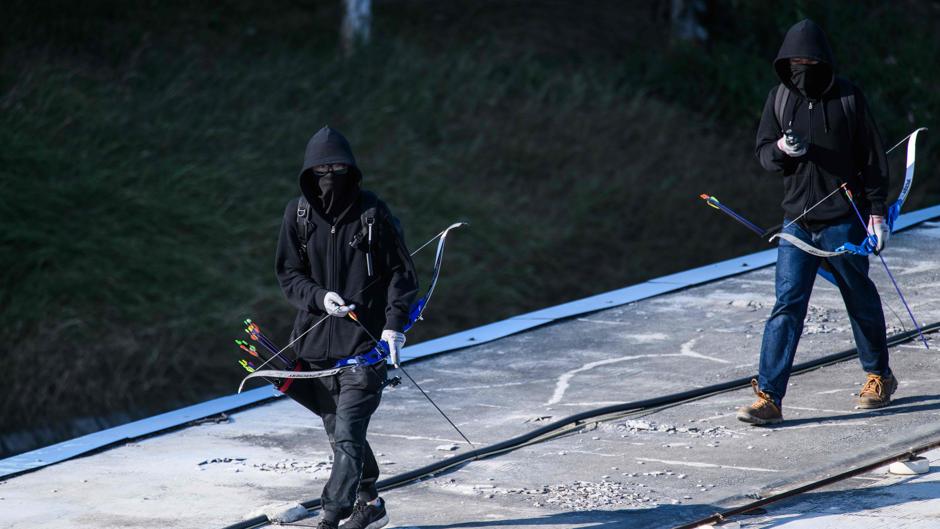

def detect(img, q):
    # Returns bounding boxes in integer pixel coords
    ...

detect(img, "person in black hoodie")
[737,20,897,425]
[275,126,418,529]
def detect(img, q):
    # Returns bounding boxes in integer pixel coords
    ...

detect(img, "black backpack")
[295,191,403,277]
[773,77,857,143]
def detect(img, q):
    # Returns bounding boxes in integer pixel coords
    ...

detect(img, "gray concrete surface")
[2,221,939,529]
[736,447,940,528]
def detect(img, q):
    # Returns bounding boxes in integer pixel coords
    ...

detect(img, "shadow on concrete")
[745,477,940,528]
[399,476,940,529]
[767,394,940,429]
[400,503,736,529]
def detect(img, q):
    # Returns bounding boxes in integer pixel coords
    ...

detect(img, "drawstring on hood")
[298,126,363,219]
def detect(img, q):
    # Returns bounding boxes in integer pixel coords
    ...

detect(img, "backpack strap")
[359,193,404,237]
[352,191,404,278]
[837,78,857,144]
[360,192,379,277]
[296,196,310,265]
[359,191,380,226]
[774,83,790,130]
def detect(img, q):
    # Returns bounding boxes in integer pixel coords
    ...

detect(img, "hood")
[773,19,836,96]
[298,126,362,205]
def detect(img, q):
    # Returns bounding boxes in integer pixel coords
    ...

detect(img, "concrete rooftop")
[2,220,940,529]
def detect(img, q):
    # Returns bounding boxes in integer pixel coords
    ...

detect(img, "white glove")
[322,291,350,317]
[381,330,406,367]
[777,136,807,158]
[868,215,889,253]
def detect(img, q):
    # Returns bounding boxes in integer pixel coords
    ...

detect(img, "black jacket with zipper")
[275,127,419,367]
[755,19,888,227]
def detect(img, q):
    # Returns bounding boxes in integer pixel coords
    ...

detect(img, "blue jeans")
[758,219,890,405]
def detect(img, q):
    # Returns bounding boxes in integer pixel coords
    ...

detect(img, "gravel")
[490,480,671,511]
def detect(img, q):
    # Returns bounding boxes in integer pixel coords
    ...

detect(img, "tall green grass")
[1,0,937,455]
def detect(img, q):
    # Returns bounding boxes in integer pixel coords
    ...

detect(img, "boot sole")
[857,398,891,409]
[736,411,783,425]
[339,513,388,529]
[858,380,897,409]
[366,514,389,529]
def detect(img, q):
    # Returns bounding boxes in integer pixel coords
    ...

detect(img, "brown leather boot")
[736,379,783,425]
[858,373,898,409]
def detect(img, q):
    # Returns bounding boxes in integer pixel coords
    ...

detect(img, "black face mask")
[790,63,829,98]
[316,171,357,217]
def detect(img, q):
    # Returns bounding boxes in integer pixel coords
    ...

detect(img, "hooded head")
[774,19,836,99]
[299,126,363,218]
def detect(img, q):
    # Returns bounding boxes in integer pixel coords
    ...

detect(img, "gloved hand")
[777,135,807,158]
[381,330,406,367]
[322,291,350,317]
[868,215,889,253]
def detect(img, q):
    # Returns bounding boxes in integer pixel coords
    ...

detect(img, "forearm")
[274,202,328,312]
[858,114,888,215]
[755,88,796,174]
[385,269,418,332]
[383,227,419,332]
[277,267,327,312]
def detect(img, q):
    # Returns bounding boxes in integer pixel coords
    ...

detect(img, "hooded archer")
[274,125,418,529]
[738,19,896,425]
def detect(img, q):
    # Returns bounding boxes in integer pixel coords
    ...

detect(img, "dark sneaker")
[736,379,783,425]
[318,519,339,529]
[858,373,898,409]
[339,498,388,529]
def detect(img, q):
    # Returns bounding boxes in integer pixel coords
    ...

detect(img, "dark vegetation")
[1,0,938,456]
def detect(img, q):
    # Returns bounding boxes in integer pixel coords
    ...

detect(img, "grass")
[1,0,938,456]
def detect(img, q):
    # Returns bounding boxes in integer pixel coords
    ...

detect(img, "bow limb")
[770,232,879,258]
[421,222,467,316]
[237,366,351,393]
[405,222,467,330]
[887,127,927,231]
[768,233,848,257]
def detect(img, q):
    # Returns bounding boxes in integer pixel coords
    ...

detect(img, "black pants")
[284,361,386,522]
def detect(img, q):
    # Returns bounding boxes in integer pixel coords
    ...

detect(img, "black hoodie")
[755,19,888,225]
[275,127,419,366]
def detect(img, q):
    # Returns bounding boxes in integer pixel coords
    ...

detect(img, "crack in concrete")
[545,341,731,406]
[635,457,780,473]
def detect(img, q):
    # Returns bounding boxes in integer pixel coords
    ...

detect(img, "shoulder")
[833,77,872,112]
[763,84,791,112]
[283,196,302,216]
[761,85,781,106]
[834,76,858,92]
[834,77,869,103]
[360,190,394,216]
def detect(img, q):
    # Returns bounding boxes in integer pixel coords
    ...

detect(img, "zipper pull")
[808,101,814,110]
[331,225,336,235]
